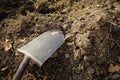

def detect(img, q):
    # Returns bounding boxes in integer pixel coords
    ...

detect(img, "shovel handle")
[13,55,30,80]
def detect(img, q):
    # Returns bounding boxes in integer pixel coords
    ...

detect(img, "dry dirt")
[0,0,120,80]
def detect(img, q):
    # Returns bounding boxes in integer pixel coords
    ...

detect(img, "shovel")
[13,30,65,80]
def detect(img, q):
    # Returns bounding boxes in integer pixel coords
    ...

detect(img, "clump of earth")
[0,0,120,80]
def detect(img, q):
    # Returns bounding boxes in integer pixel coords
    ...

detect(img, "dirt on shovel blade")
[0,0,120,80]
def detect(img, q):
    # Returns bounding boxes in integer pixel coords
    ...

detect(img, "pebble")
[63,24,68,29]
[78,64,84,70]
[65,53,70,58]
[87,67,95,74]
[15,51,19,56]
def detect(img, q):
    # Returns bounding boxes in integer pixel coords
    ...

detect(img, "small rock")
[65,53,70,58]
[67,41,74,46]
[15,52,19,56]
[4,39,12,52]
[63,24,68,29]
[65,33,74,40]
[78,64,84,70]
[61,7,70,14]
[83,56,88,61]
[87,67,95,74]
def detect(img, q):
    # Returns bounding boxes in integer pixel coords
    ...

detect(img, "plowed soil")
[0,0,120,80]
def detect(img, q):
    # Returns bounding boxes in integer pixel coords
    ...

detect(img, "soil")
[0,0,120,80]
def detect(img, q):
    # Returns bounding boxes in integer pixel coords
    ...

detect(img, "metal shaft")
[13,55,30,80]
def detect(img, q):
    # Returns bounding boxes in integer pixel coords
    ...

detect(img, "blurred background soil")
[0,0,120,80]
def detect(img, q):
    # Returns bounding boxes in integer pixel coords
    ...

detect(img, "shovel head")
[17,30,64,66]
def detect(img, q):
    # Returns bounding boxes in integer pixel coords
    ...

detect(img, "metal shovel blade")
[17,30,64,66]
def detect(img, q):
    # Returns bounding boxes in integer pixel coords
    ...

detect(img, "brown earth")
[0,0,120,80]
